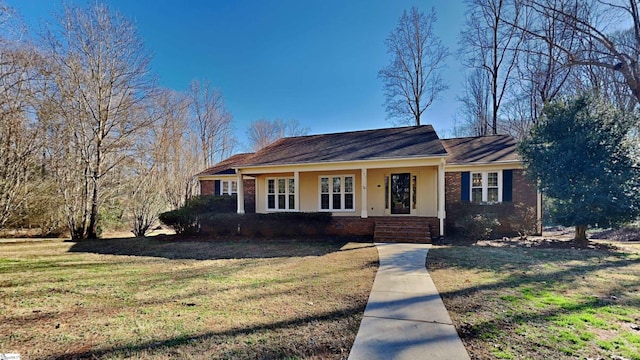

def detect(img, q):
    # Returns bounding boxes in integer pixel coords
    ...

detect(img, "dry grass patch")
[428,241,640,360]
[0,237,377,359]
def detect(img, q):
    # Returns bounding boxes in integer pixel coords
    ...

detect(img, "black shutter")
[502,170,513,202]
[214,180,220,196]
[461,172,470,202]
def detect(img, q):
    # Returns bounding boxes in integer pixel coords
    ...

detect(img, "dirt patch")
[436,226,640,253]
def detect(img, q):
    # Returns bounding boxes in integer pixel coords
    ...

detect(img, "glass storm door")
[391,173,411,214]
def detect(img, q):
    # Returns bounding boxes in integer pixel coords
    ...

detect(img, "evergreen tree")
[519,94,640,244]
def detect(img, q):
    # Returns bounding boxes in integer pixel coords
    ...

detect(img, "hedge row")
[200,212,332,237]
[158,195,237,235]
[447,202,538,239]
[159,195,333,237]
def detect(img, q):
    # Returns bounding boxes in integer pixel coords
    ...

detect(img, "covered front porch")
[235,157,447,237]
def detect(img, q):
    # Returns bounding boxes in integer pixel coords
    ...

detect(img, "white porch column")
[236,171,245,214]
[294,171,300,211]
[361,168,368,218]
[437,160,445,237]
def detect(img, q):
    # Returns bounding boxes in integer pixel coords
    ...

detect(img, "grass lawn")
[428,240,640,360]
[0,237,378,359]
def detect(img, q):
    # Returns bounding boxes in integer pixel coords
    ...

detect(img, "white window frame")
[266,177,296,211]
[318,175,356,212]
[220,180,237,195]
[470,171,503,204]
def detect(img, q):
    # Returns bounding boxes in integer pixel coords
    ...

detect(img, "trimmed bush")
[447,202,537,240]
[188,195,237,214]
[200,212,333,238]
[456,213,500,240]
[159,195,238,234]
[158,207,199,235]
[159,195,333,238]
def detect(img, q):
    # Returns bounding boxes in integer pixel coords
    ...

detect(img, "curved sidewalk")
[348,243,470,360]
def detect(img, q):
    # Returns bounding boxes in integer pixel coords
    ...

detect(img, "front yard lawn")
[0,237,377,359]
[428,240,640,360]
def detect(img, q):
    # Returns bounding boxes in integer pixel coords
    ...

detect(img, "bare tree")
[246,118,309,151]
[518,0,640,105]
[126,149,164,237]
[561,28,639,111]
[379,7,449,126]
[457,68,492,136]
[0,6,43,229]
[189,79,236,168]
[518,1,576,115]
[152,89,200,209]
[499,1,578,138]
[460,0,524,135]
[42,3,155,239]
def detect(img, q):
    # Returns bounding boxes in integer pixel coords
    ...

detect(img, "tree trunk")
[87,144,102,239]
[574,225,588,245]
[87,180,99,239]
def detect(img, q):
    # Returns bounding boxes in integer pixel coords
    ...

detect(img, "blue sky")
[13,0,468,151]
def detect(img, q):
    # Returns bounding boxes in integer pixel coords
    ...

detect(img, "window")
[384,175,389,209]
[470,171,502,203]
[412,175,417,210]
[220,180,237,195]
[319,175,355,211]
[471,173,483,203]
[487,172,499,202]
[267,177,295,211]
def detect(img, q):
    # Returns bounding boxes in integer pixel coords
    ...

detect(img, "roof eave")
[235,154,449,171]
[444,159,523,168]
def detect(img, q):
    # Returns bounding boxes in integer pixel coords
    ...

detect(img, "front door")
[391,173,411,214]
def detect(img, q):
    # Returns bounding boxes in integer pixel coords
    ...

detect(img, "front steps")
[373,217,433,243]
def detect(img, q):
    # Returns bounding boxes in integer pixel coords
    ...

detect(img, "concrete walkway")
[348,243,470,360]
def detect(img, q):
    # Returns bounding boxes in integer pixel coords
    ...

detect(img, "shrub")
[158,208,199,235]
[159,195,238,235]
[200,212,333,238]
[447,202,537,240]
[188,195,237,214]
[457,213,500,240]
[160,195,333,238]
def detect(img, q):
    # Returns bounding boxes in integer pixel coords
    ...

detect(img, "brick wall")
[445,169,539,237]
[200,180,215,196]
[326,217,375,238]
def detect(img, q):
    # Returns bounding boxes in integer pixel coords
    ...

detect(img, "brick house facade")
[196,153,256,213]
[445,169,540,236]
[196,126,542,241]
[200,178,256,214]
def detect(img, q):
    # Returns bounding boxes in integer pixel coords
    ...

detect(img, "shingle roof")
[441,135,520,164]
[196,153,254,176]
[240,125,447,167]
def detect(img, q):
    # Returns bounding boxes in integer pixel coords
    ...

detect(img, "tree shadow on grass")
[67,236,371,260]
[427,245,640,358]
[49,304,367,360]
